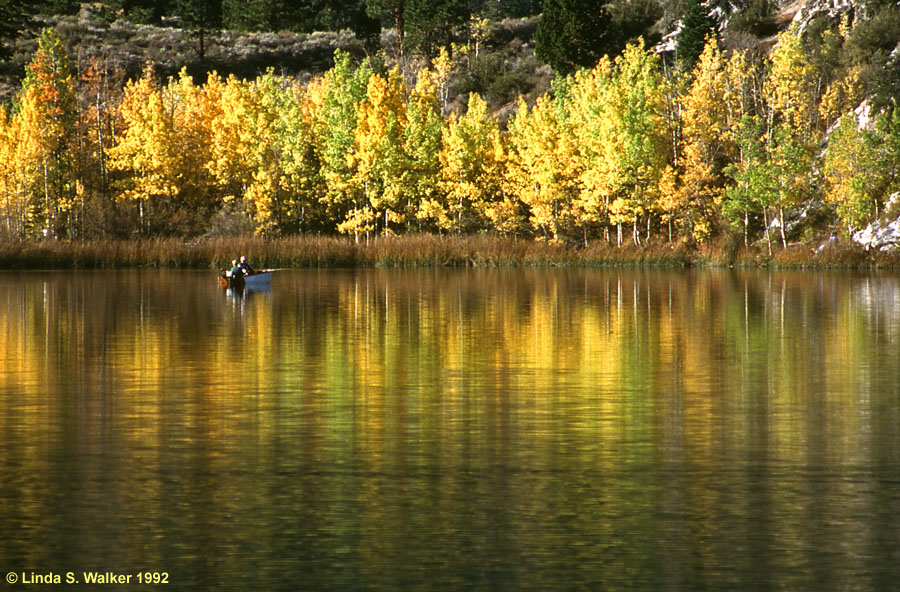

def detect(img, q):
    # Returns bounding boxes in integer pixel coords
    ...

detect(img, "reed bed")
[0,234,894,270]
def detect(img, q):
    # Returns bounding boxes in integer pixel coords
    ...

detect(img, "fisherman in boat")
[238,255,255,276]
[230,259,244,278]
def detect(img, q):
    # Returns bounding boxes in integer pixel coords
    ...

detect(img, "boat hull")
[243,272,271,287]
[219,271,272,290]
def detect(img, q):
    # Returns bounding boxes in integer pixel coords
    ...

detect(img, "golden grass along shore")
[0,234,895,270]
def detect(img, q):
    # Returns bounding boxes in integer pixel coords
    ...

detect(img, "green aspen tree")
[313,50,373,239]
[607,41,671,246]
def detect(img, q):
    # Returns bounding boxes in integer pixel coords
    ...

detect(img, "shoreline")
[0,235,897,271]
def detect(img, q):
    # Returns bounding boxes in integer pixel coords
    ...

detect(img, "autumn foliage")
[2,27,899,247]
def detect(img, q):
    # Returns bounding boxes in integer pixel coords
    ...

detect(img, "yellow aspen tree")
[823,114,876,234]
[313,51,373,240]
[16,28,78,238]
[568,56,617,243]
[280,81,328,233]
[205,74,255,207]
[825,108,900,235]
[108,64,178,234]
[675,37,740,242]
[432,46,455,116]
[241,72,289,233]
[439,93,508,234]
[239,72,321,234]
[505,94,579,241]
[763,27,819,248]
[346,69,409,237]
[721,49,770,247]
[166,69,220,222]
[405,68,446,232]
[0,108,27,237]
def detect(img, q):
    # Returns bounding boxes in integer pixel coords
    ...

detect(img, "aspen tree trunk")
[779,206,787,249]
[743,209,749,247]
[96,87,107,194]
[43,155,52,237]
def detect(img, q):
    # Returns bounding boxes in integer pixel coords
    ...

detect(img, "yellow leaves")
[506,94,579,238]
[2,24,886,244]
[766,27,817,135]
[673,37,742,241]
[109,69,175,203]
[344,69,410,236]
[206,76,254,200]
[819,66,863,126]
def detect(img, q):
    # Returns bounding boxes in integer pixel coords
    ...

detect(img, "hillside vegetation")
[1,0,899,263]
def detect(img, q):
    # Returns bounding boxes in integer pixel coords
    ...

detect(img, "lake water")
[1,268,899,591]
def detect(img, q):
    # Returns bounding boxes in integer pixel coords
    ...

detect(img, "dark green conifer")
[534,0,616,75]
[676,0,715,70]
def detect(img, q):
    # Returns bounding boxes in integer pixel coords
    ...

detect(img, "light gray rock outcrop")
[853,192,900,252]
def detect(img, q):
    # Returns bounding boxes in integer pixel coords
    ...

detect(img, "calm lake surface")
[1,268,899,591]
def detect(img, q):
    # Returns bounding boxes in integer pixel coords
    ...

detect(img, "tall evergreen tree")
[404,0,468,56]
[675,0,715,70]
[366,0,405,56]
[535,0,616,74]
[223,0,275,31]
[176,0,222,60]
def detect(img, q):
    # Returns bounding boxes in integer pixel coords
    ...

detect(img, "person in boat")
[238,255,255,276]
[221,259,238,280]
[230,259,244,278]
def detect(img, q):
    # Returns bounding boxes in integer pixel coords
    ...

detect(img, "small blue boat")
[219,271,272,290]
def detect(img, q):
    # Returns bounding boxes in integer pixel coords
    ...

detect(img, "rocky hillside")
[2,0,898,109]
[0,3,546,112]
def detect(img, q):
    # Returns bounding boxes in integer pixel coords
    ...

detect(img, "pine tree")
[675,0,715,71]
[366,0,406,58]
[0,1,40,59]
[535,0,616,75]
[404,0,468,56]
[176,0,222,60]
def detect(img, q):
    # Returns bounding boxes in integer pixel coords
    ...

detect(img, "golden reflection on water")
[1,269,899,590]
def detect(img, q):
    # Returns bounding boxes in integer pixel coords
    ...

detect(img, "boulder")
[852,192,900,252]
